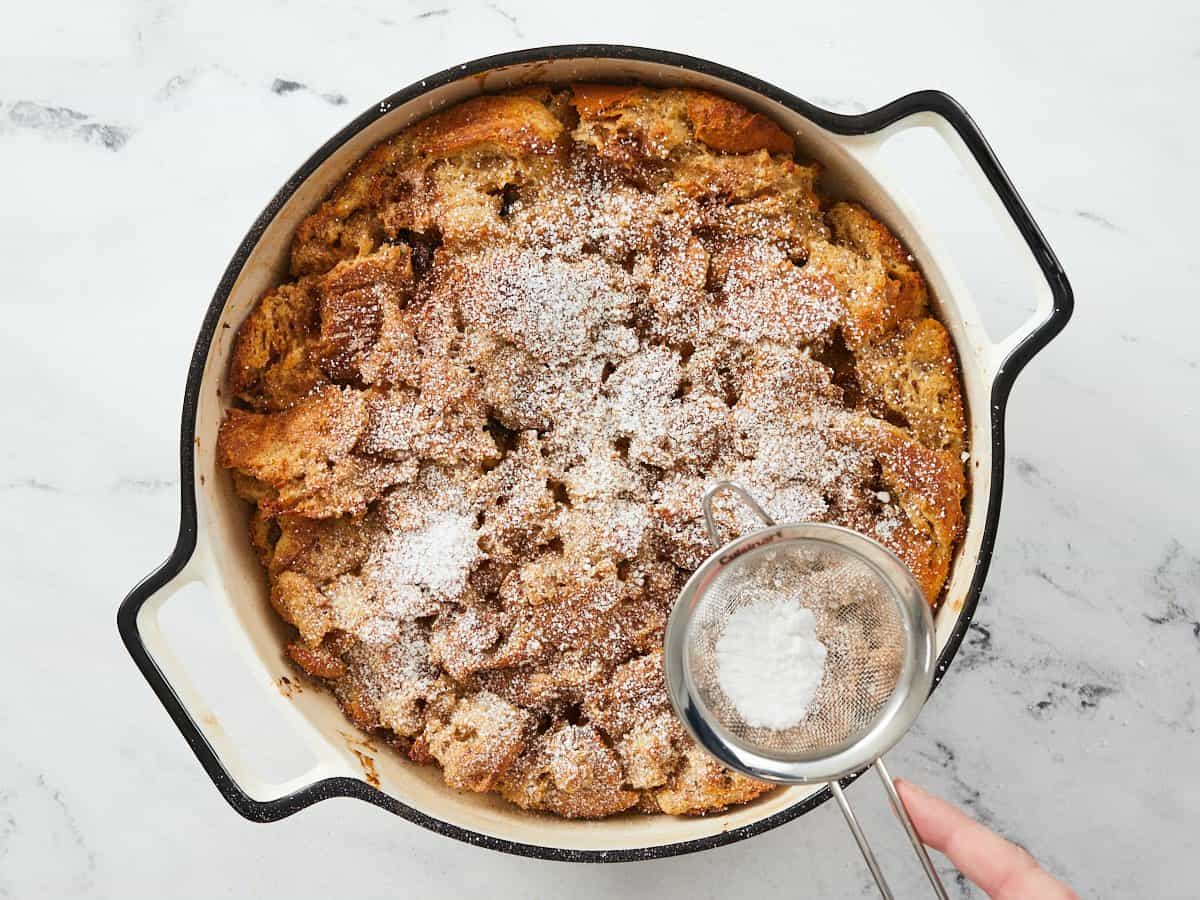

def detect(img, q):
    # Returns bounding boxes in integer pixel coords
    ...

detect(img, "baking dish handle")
[118,549,348,821]
[860,91,1074,386]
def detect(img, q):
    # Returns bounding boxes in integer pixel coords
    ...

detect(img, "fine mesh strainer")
[664,482,948,899]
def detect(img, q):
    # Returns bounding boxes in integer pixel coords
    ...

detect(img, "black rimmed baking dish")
[118,44,1072,862]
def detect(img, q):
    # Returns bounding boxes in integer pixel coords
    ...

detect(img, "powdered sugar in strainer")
[664,482,947,899]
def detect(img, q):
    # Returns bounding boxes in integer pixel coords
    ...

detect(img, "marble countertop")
[2,1,1197,896]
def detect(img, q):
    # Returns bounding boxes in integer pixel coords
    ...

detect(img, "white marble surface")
[2,1,1198,897]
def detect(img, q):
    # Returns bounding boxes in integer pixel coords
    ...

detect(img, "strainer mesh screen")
[685,539,906,756]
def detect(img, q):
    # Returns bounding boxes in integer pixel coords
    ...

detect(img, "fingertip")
[894,777,926,804]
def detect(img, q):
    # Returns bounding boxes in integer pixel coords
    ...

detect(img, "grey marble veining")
[1,1,1197,897]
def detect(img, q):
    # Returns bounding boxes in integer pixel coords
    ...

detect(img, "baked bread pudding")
[217,84,967,818]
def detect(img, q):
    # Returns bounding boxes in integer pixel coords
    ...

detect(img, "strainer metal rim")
[664,521,937,785]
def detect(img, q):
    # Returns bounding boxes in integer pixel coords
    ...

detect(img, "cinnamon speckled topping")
[217,83,967,819]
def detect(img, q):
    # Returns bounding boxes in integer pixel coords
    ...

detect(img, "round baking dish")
[118,45,1072,862]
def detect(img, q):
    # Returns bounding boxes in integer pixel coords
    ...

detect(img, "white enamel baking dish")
[118,45,1072,861]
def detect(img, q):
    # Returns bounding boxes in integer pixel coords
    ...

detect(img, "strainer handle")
[876,759,949,898]
[829,760,950,900]
[701,481,776,548]
[831,780,896,900]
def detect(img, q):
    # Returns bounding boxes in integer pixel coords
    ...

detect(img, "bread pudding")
[216,84,967,819]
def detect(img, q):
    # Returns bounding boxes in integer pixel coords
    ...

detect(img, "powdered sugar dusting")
[363,509,482,604]
[459,248,638,364]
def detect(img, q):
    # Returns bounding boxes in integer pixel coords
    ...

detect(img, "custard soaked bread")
[218,85,967,818]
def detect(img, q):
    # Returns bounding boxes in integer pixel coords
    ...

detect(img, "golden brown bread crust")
[217,83,967,819]
[569,85,794,157]
[821,202,967,457]
[228,280,323,410]
[408,93,563,159]
[288,93,564,277]
[218,385,415,517]
[683,90,794,155]
[315,244,414,381]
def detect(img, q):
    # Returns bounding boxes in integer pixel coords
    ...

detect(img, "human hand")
[896,779,1078,899]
